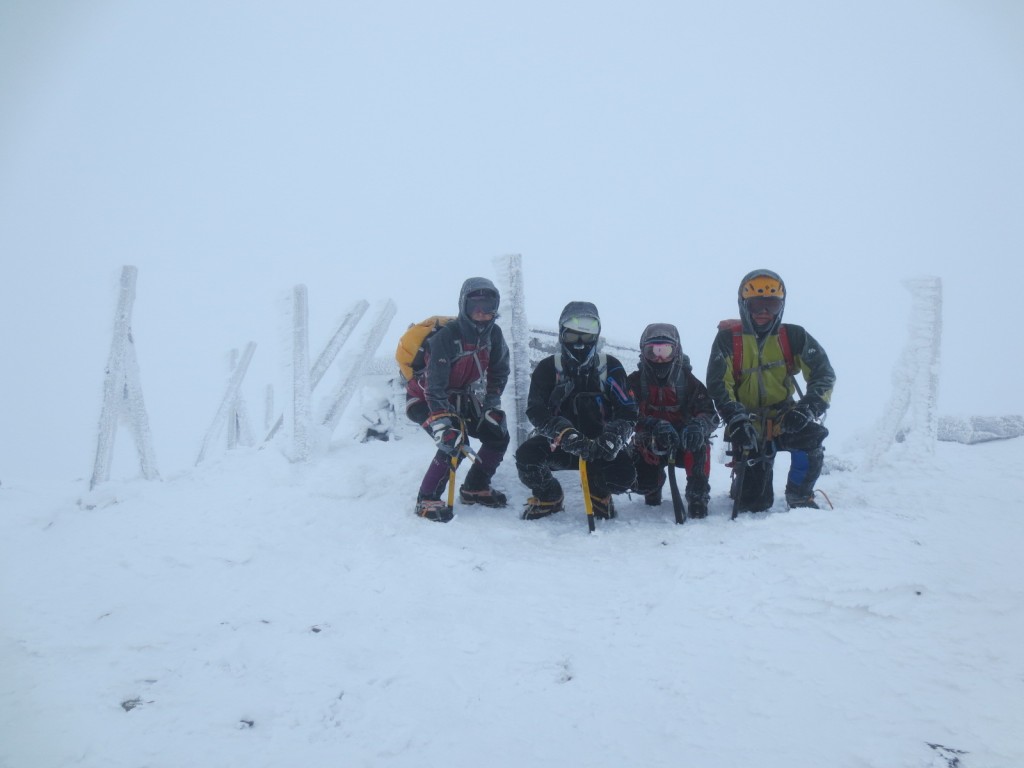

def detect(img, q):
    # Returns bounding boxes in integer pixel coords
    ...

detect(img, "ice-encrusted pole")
[226,348,256,450]
[264,299,370,442]
[865,276,942,466]
[493,254,532,447]
[320,299,397,437]
[90,265,159,489]
[285,285,313,462]
[195,342,257,465]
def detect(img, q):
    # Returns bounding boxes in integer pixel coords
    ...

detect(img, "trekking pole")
[579,458,596,534]
[667,454,686,525]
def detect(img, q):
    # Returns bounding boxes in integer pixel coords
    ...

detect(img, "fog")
[2,1,1022,483]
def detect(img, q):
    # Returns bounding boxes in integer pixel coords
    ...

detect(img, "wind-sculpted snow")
[2,432,1021,768]
[938,415,1024,444]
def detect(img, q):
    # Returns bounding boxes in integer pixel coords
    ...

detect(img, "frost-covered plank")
[264,299,369,442]
[195,342,257,465]
[286,285,313,462]
[865,276,943,466]
[320,299,397,435]
[493,254,533,447]
[90,266,159,489]
[938,415,1024,444]
[226,348,255,450]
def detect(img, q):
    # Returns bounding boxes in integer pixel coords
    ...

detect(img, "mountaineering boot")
[686,494,709,519]
[785,489,820,509]
[644,487,662,506]
[590,494,616,520]
[685,478,711,519]
[415,495,454,523]
[459,486,508,508]
[522,493,565,520]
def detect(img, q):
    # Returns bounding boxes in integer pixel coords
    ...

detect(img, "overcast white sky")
[2,0,1023,483]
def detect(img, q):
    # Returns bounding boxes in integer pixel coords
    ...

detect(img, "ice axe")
[667,453,686,524]
[579,458,596,534]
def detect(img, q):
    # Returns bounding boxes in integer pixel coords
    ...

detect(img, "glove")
[594,429,625,460]
[726,413,759,454]
[559,429,599,460]
[541,415,574,440]
[428,415,463,456]
[480,408,508,437]
[680,420,706,453]
[803,395,827,419]
[781,403,813,434]
[649,419,679,456]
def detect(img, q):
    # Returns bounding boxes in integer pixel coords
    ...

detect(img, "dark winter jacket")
[627,354,719,462]
[706,322,835,425]
[405,278,511,420]
[526,353,638,439]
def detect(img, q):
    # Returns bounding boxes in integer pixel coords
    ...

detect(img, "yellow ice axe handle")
[579,458,595,534]
[447,453,458,509]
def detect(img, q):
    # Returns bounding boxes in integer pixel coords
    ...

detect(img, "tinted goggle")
[562,330,598,344]
[642,342,676,363]
[466,297,498,316]
[746,297,783,315]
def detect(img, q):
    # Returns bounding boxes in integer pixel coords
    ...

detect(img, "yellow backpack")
[395,316,456,381]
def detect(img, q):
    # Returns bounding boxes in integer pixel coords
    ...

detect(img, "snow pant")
[407,399,510,500]
[632,444,711,501]
[515,433,636,501]
[732,422,827,511]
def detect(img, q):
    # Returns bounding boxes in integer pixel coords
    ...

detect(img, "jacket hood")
[639,322,691,382]
[459,277,500,316]
[640,322,681,350]
[558,301,601,335]
[458,277,500,337]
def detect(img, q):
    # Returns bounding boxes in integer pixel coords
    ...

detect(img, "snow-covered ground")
[2,419,1022,768]
[3,4,1024,766]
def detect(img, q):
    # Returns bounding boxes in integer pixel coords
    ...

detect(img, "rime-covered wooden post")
[90,265,159,489]
[264,384,275,433]
[286,285,313,462]
[865,276,943,466]
[195,342,257,465]
[264,299,370,442]
[493,254,532,447]
[320,299,396,435]
[226,348,256,450]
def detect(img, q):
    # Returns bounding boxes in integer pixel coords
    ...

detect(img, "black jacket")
[526,353,638,439]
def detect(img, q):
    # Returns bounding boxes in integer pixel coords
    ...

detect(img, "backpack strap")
[554,351,607,382]
[778,325,798,376]
[717,319,745,382]
[552,351,608,412]
[719,319,803,397]
[778,325,803,397]
[638,360,686,419]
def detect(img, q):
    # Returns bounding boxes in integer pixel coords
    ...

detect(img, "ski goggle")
[466,296,498,316]
[746,297,783,315]
[642,342,676,363]
[562,330,598,344]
